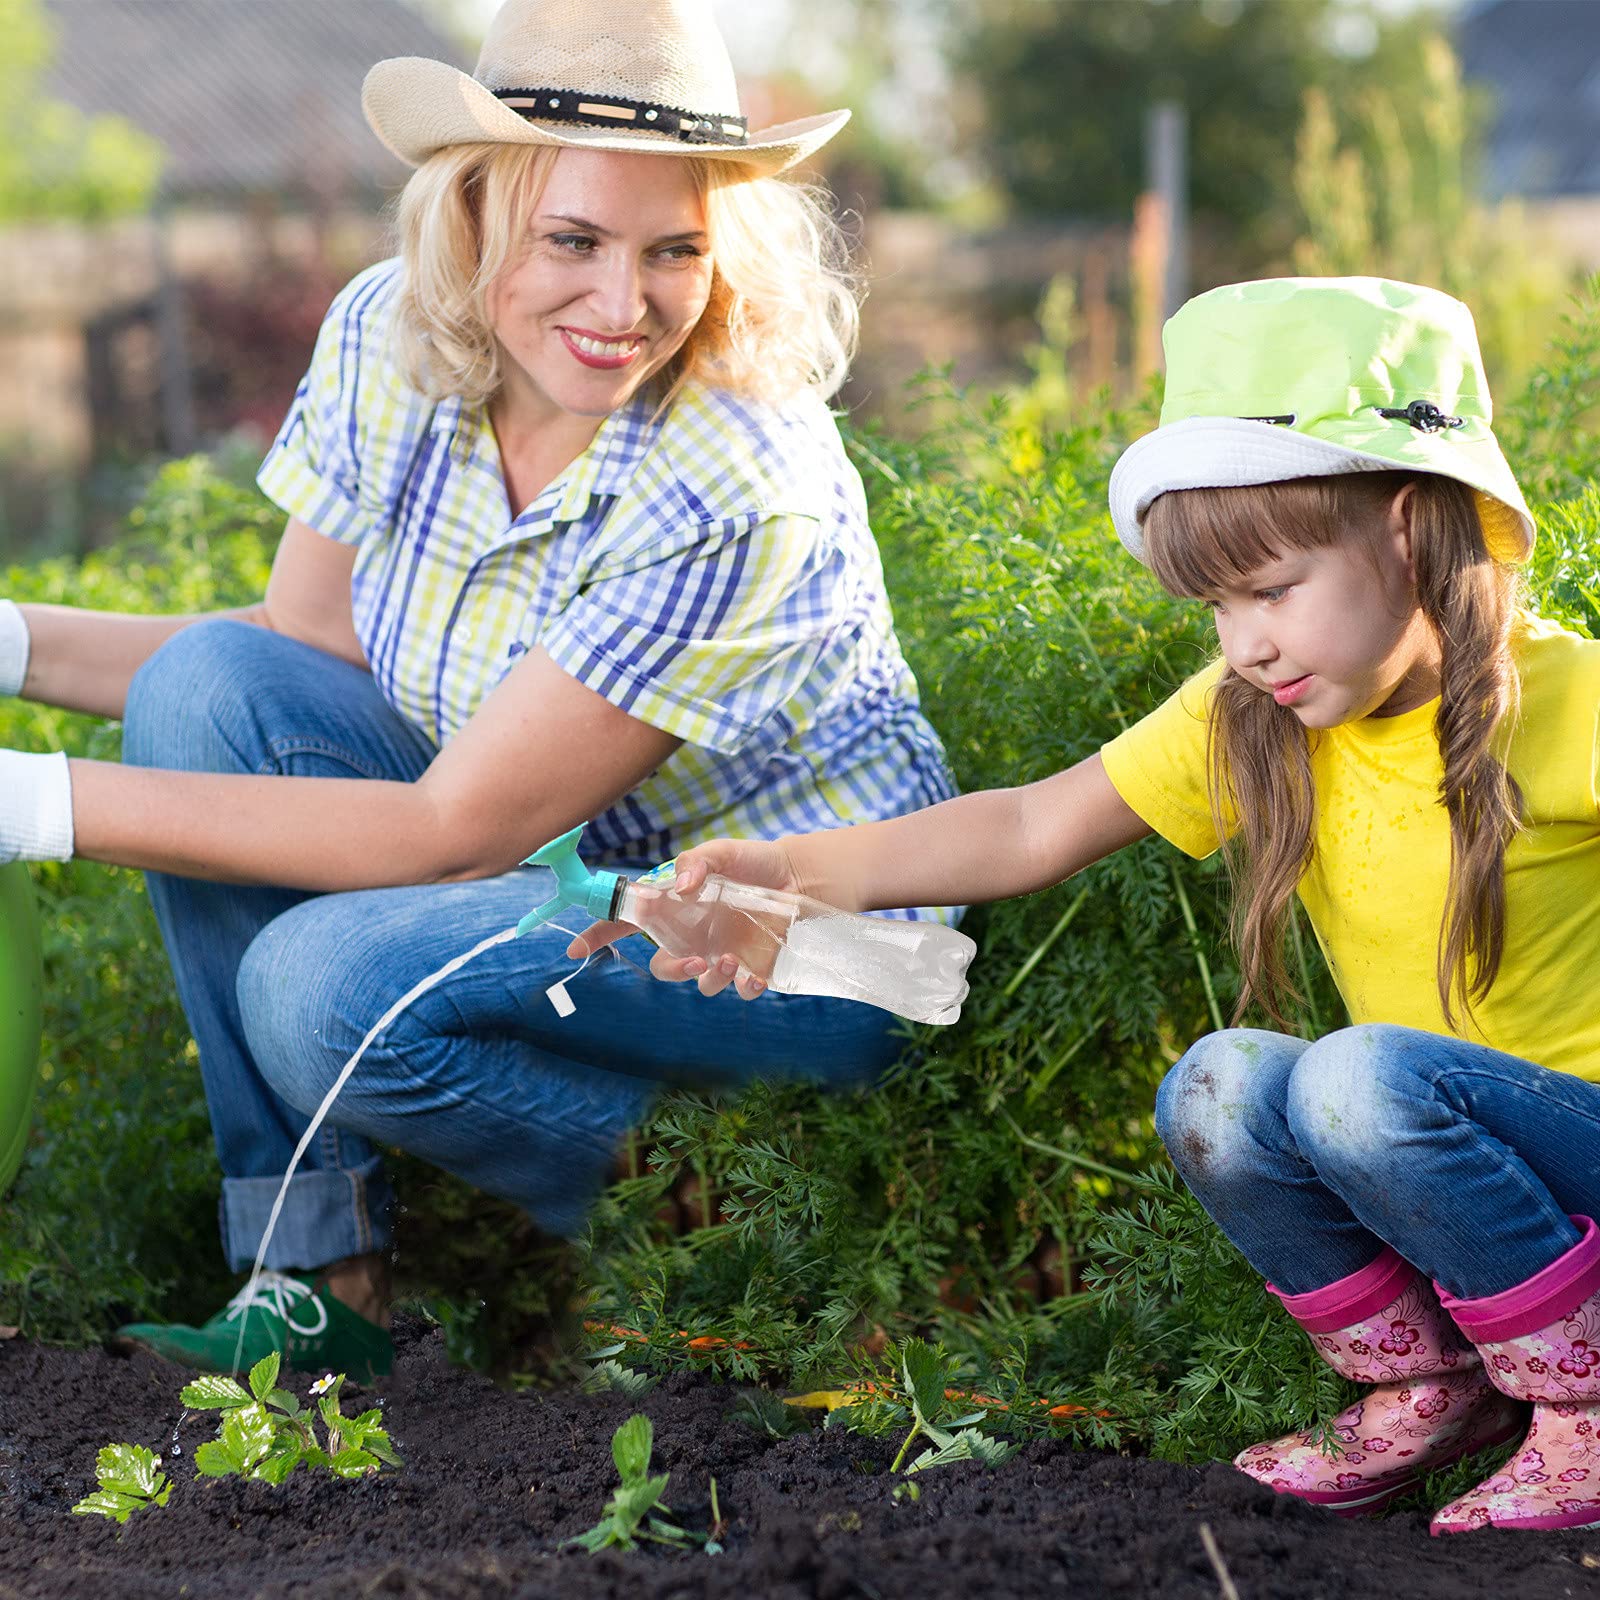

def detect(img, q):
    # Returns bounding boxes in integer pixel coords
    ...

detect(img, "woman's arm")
[69,642,681,889]
[18,517,363,719]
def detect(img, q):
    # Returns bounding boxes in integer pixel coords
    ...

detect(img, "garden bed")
[5,1319,1599,1599]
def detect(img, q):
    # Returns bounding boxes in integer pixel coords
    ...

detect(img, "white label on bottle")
[546,981,576,1019]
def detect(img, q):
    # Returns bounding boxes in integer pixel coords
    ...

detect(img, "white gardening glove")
[0,749,74,862]
[0,602,28,697]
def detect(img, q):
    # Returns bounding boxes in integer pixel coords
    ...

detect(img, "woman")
[0,0,956,1380]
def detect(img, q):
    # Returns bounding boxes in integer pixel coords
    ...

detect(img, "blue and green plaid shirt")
[258,262,958,919]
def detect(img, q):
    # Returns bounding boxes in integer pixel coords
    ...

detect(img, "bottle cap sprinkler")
[515,824,628,938]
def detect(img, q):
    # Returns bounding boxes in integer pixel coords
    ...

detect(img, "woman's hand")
[567,836,803,1001]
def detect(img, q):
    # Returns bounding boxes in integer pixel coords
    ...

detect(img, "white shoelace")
[223,1270,329,1336]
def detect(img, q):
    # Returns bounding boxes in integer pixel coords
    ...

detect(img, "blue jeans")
[122,621,905,1273]
[1154,1024,1600,1300]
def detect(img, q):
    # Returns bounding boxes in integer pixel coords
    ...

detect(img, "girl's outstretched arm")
[571,755,1151,996]
[790,753,1150,913]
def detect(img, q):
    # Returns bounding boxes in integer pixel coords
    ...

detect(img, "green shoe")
[114,1271,392,1384]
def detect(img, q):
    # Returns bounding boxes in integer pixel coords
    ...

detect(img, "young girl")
[575,276,1600,1537]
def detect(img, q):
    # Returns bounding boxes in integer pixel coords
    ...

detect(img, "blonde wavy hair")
[1144,472,1524,1031]
[390,142,860,410]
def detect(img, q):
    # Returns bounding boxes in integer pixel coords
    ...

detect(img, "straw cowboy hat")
[1109,277,1535,567]
[363,0,849,174]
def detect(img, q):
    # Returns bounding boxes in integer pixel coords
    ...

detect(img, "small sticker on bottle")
[546,981,575,1018]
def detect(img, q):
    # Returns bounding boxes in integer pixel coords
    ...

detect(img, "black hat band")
[493,87,748,147]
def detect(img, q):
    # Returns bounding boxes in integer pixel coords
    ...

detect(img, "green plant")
[182,1353,402,1484]
[580,1345,658,1399]
[70,1444,172,1523]
[825,1338,1019,1502]
[567,1414,721,1555]
[728,1387,812,1440]
[0,0,161,221]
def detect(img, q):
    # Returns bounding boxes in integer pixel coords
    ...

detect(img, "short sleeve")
[1100,659,1230,859]
[256,264,403,546]
[539,510,834,753]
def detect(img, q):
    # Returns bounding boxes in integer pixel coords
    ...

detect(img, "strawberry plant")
[182,1353,402,1484]
[70,1444,172,1523]
[568,1413,722,1555]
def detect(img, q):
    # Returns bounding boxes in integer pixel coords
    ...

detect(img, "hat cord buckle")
[1376,400,1465,434]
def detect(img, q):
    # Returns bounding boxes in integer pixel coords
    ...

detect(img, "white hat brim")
[363,58,849,174]
[1108,416,1535,564]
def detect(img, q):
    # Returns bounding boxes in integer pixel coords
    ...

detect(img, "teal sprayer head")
[515,824,629,938]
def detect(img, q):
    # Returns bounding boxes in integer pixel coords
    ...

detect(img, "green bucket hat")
[1109,276,1534,566]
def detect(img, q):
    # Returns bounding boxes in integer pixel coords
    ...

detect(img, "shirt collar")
[550,388,661,524]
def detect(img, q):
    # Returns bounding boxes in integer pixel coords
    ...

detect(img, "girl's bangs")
[1141,477,1403,598]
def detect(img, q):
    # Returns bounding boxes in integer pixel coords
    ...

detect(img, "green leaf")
[95,1443,165,1499]
[317,1395,346,1439]
[300,1446,333,1470]
[180,1374,253,1410]
[266,1389,300,1417]
[342,1407,384,1446]
[364,1431,403,1469]
[193,1440,239,1478]
[613,1473,671,1525]
[252,1445,303,1485]
[220,1403,275,1471]
[71,1488,144,1522]
[327,1448,380,1480]
[247,1351,281,1402]
[907,1428,1020,1476]
[568,1517,628,1553]
[580,1359,656,1399]
[899,1338,948,1424]
[610,1414,654,1483]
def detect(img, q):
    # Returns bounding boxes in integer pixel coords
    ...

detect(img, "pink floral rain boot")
[1432,1216,1600,1535]
[1234,1247,1525,1516]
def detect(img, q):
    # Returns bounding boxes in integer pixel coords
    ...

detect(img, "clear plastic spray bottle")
[517,825,976,1026]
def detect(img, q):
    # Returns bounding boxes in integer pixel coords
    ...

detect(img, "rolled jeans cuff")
[220,1158,393,1273]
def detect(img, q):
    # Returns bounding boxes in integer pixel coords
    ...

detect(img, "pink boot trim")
[1437,1217,1600,1344]
[1271,1247,1413,1335]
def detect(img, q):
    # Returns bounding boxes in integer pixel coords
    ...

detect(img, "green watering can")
[0,862,42,1194]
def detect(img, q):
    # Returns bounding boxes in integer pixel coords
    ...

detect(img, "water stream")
[230,924,521,1374]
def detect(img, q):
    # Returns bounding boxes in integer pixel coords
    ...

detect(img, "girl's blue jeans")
[121,620,904,1274]
[1155,1025,1600,1301]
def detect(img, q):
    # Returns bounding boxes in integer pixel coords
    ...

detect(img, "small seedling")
[887,1339,1019,1502]
[182,1353,402,1485]
[71,1444,172,1523]
[567,1414,720,1555]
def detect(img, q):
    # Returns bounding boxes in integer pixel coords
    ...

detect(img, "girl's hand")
[566,837,803,1000]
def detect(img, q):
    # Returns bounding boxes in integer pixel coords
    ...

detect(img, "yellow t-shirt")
[1100,613,1600,1080]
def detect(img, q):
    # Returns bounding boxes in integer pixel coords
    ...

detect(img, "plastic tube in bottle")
[516,825,976,1027]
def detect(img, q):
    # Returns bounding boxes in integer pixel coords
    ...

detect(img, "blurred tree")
[1291,31,1576,399]
[957,0,1419,241]
[0,0,162,221]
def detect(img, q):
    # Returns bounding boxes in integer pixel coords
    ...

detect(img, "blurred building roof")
[42,0,467,202]
[1457,0,1600,199]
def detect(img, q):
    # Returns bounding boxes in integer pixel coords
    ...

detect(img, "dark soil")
[5,1318,1600,1600]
